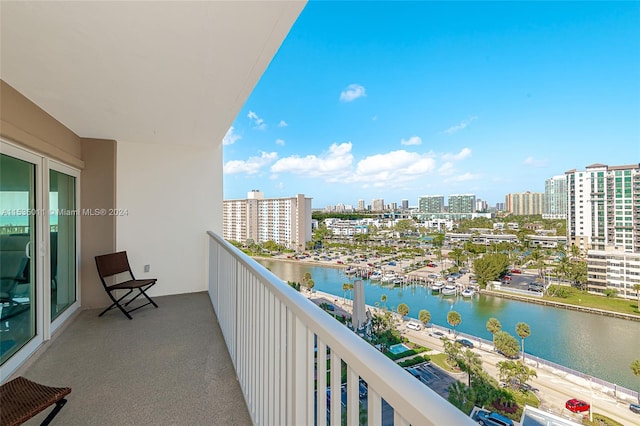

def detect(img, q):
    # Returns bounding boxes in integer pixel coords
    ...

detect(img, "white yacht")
[441,284,457,296]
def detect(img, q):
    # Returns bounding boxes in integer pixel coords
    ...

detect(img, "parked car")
[429,330,445,338]
[565,399,590,413]
[456,338,474,348]
[472,410,514,426]
[511,268,521,274]
[629,403,640,414]
[406,321,422,331]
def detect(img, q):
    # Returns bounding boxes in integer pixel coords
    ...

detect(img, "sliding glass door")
[1,142,80,378]
[0,152,38,365]
[49,168,77,320]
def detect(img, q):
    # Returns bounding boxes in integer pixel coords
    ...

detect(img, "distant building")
[371,198,385,211]
[358,199,365,211]
[401,199,409,210]
[495,202,505,211]
[418,195,444,213]
[475,199,489,212]
[448,194,476,213]
[587,248,640,299]
[505,191,543,215]
[543,175,567,219]
[567,163,639,253]
[223,190,312,250]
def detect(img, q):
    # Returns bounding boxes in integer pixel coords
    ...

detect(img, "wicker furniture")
[0,376,71,426]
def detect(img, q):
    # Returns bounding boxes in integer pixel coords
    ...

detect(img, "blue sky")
[223,1,640,208]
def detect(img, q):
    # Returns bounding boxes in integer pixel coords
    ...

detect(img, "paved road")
[403,326,639,426]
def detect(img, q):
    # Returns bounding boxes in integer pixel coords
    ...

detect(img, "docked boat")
[431,281,445,293]
[369,270,383,281]
[380,272,398,283]
[461,288,475,298]
[344,266,357,275]
[441,284,457,296]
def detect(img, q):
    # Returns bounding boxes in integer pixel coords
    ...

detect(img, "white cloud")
[442,147,472,161]
[223,151,278,175]
[275,138,285,146]
[523,156,548,167]
[442,116,477,134]
[400,136,422,146]
[339,84,366,102]
[277,120,288,127]
[247,110,266,130]
[438,162,455,175]
[222,126,241,146]
[349,150,437,186]
[271,142,354,181]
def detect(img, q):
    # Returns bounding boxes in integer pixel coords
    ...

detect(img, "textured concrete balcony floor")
[14,292,252,426]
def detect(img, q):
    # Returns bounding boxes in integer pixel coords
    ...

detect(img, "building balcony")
[12,232,472,426]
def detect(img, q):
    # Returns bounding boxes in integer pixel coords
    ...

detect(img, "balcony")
[13,232,472,425]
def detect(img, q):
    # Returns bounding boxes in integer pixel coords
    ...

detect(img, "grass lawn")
[542,287,640,316]
[581,413,625,426]
[430,353,461,373]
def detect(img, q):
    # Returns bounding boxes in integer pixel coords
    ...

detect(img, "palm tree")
[397,303,409,318]
[631,359,640,402]
[447,310,462,337]
[342,282,349,302]
[515,322,531,362]
[418,309,431,327]
[380,294,387,310]
[459,348,482,386]
[486,317,502,345]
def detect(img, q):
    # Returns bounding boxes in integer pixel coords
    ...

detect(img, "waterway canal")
[256,259,640,390]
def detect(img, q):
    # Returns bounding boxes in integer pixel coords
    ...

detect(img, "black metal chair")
[95,251,158,320]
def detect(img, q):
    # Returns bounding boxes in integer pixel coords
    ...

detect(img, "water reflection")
[257,259,640,389]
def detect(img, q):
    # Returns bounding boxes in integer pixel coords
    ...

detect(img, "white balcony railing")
[207,231,474,426]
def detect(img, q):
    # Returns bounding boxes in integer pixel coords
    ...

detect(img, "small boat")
[370,270,383,281]
[431,281,445,293]
[392,277,404,286]
[380,272,398,283]
[344,267,357,275]
[441,284,457,296]
[461,288,475,298]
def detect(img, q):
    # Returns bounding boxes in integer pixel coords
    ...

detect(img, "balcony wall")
[207,231,474,426]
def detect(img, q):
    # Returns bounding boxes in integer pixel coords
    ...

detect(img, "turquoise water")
[256,259,640,390]
[388,343,410,355]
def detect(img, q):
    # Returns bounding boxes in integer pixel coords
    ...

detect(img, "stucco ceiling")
[0,1,305,147]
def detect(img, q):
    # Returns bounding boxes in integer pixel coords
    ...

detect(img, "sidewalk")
[305,289,639,426]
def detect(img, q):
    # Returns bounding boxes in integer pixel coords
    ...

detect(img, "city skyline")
[222,1,640,207]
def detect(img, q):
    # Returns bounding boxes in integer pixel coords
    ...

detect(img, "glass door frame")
[48,160,80,334]
[0,140,81,381]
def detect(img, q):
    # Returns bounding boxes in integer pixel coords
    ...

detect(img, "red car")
[566,399,590,413]
[511,268,521,274]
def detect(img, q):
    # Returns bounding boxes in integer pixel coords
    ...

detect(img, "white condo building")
[543,175,568,219]
[223,190,312,251]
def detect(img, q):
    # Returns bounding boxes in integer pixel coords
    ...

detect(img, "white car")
[406,321,422,331]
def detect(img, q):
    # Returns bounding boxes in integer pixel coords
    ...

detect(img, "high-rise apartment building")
[401,199,409,210]
[358,199,365,211]
[566,163,640,253]
[448,194,476,213]
[371,198,385,211]
[418,195,445,213]
[223,190,312,250]
[505,192,543,215]
[543,175,567,219]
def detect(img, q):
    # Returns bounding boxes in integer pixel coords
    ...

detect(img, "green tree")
[634,284,640,311]
[473,253,510,288]
[486,317,502,340]
[441,337,460,366]
[380,294,388,310]
[494,331,520,359]
[342,282,349,302]
[449,247,464,267]
[458,349,483,387]
[397,303,409,318]
[631,359,640,379]
[447,381,476,414]
[515,322,531,362]
[418,309,431,326]
[447,310,462,337]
